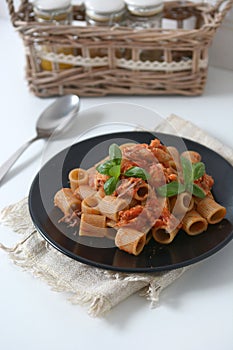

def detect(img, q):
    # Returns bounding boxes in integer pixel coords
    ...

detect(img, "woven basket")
[7,0,233,96]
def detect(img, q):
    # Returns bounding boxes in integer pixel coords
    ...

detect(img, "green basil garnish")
[109,143,122,161]
[96,143,150,195]
[104,177,118,195]
[109,164,121,179]
[157,157,207,199]
[192,183,206,198]
[156,182,186,198]
[96,160,117,175]
[124,166,150,181]
[180,156,193,186]
[192,162,205,181]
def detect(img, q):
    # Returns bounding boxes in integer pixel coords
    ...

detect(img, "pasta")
[68,168,89,192]
[98,196,129,221]
[79,213,107,237]
[81,196,101,215]
[152,226,179,244]
[54,138,227,256]
[182,210,208,235]
[115,228,146,256]
[54,188,81,215]
[196,196,227,224]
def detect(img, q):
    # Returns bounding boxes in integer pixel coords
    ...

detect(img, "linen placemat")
[1,114,233,317]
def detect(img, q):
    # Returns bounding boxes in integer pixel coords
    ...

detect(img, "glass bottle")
[34,0,72,24]
[124,0,164,62]
[84,0,127,61]
[85,0,126,27]
[33,0,74,70]
[124,0,163,29]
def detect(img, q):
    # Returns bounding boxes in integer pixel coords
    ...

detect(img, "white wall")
[209,7,233,70]
[0,0,21,18]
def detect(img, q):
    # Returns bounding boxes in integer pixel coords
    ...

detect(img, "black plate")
[29,131,233,272]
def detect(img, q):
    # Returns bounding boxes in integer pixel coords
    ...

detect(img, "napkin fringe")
[69,292,112,317]
[144,267,188,308]
[0,198,32,234]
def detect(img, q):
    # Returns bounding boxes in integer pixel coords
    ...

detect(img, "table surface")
[0,16,233,350]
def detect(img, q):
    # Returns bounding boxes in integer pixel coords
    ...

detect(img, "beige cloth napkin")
[1,115,233,317]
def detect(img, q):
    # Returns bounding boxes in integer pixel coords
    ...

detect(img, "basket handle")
[212,0,233,26]
[6,0,28,25]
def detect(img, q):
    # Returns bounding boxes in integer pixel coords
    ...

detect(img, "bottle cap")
[34,0,71,11]
[85,0,125,14]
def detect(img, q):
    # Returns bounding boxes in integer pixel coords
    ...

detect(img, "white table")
[0,16,233,350]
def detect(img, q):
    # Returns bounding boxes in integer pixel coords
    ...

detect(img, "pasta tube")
[81,194,101,215]
[134,183,149,201]
[196,197,226,224]
[152,226,179,244]
[98,196,128,221]
[182,210,208,235]
[68,168,89,192]
[115,227,146,255]
[54,188,81,215]
[79,213,107,237]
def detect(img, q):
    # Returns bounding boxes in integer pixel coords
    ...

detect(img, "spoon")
[0,94,80,184]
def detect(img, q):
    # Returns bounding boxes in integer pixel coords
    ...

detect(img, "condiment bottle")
[124,0,164,62]
[84,0,127,61]
[124,0,163,29]
[34,0,72,24]
[85,0,126,26]
[33,0,74,70]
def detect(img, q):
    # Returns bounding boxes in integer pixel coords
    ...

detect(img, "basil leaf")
[192,184,206,199]
[124,166,150,181]
[157,182,186,198]
[192,162,205,181]
[186,183,193,194]
[96,160,116,175]
[181,156,193,186]
[109,164,121,179]
[109,143,122,161]
[104,177,118,195]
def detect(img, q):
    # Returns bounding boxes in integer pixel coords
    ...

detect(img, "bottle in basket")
[84,0,127,60]
[124,0,164,62]
[33,0,74,70]
[124,0,163,29]
[85,0,126,26]
[33,0,72,24]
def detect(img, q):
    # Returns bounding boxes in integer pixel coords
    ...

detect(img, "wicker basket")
[7,0,233,96]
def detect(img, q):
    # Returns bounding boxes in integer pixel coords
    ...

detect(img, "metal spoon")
[0,94,80,184]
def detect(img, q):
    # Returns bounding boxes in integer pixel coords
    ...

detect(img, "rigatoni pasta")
[152,226,179,244]
[182,210,208,235]
[115,228,146,256]
[54,137,227,256]
[196,196,227,224]
[68,168,89,192]
[54,188,81,215]
[79,213,107,237]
